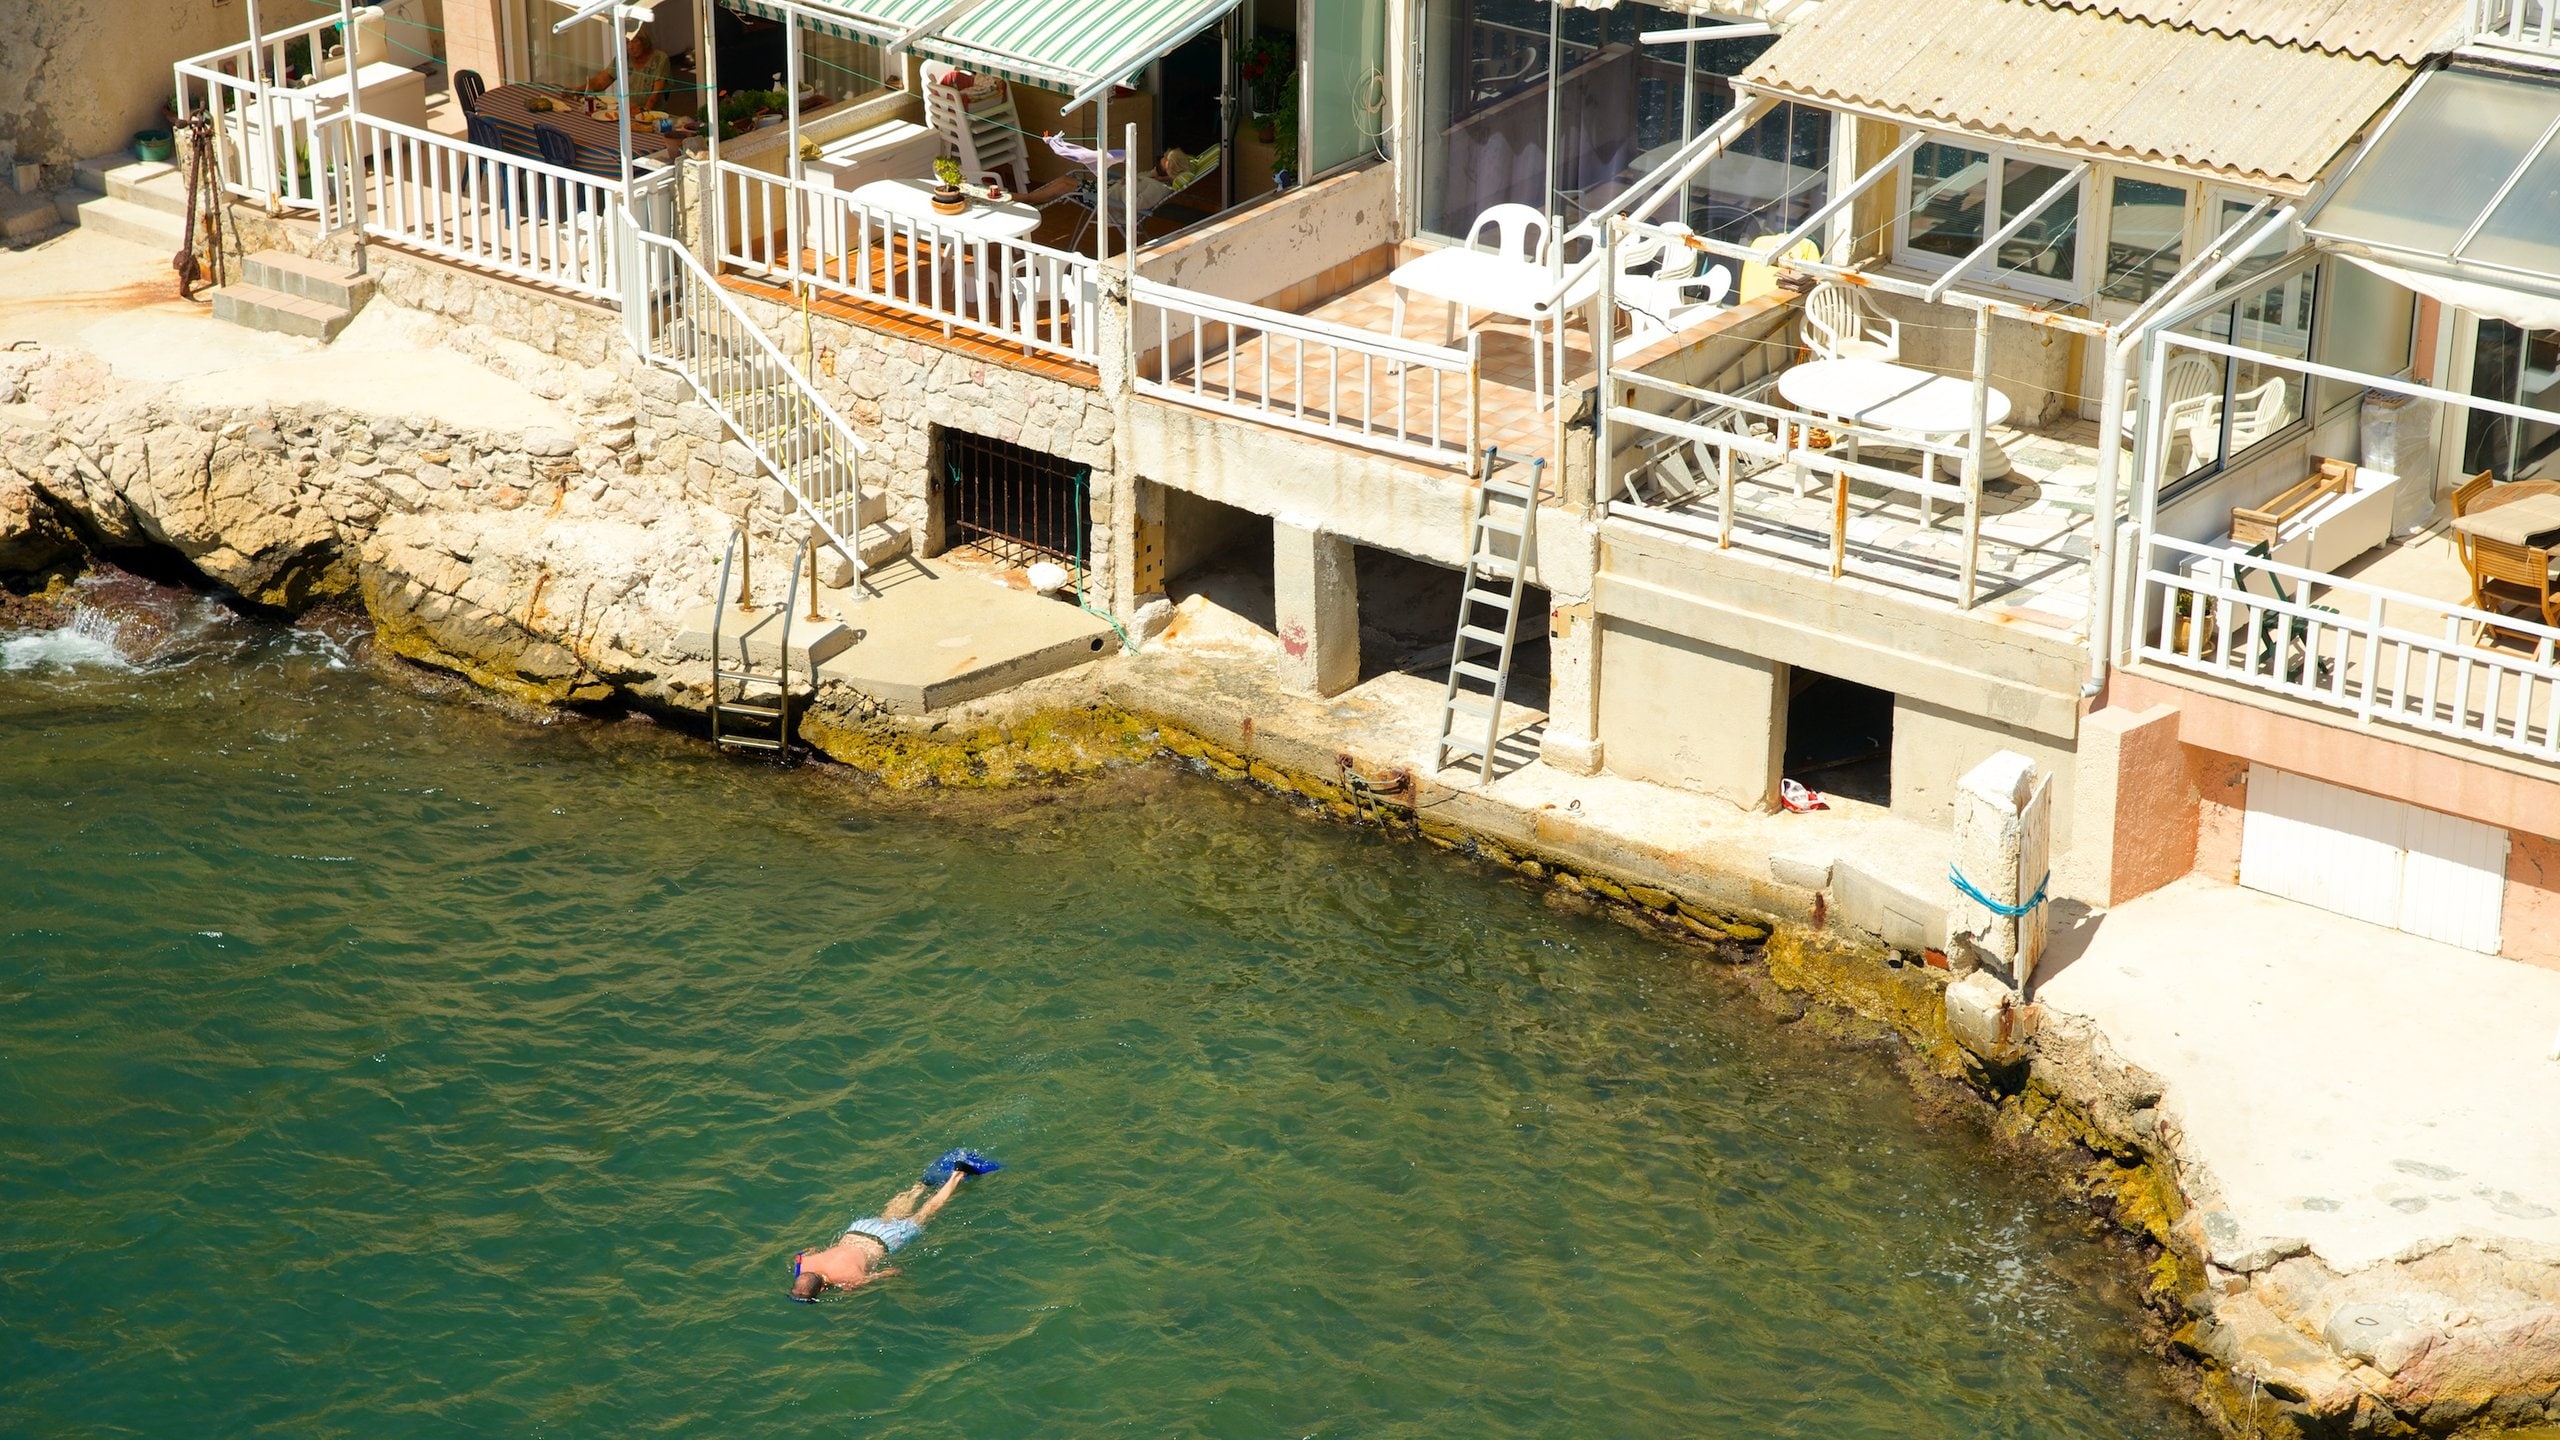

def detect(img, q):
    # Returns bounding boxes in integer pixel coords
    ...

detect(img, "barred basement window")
[938,429,1089,569]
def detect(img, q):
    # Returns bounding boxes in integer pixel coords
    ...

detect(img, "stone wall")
[1,0,252,180]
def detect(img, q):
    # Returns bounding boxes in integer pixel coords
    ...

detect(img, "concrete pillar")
[1539,600,1603,775]
[1596,619,1782,809]
[1273,518,1358,697]
[443,0,508,88]
[1116,476,1168,622]
[1950,751,2052,992]
[2062,703,2193,906]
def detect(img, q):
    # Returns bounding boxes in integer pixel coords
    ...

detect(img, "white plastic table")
[1387,247,1603,411]
[1778,358,2013,520]
[848,178,1042,240]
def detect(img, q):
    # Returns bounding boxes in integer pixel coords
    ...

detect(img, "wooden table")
[2452,479,2560,548]
[473,84,686,173]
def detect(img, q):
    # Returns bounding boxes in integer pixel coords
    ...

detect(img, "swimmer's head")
[790,1272,824,1302]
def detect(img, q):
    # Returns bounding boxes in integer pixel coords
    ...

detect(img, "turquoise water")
[1,584,2206,1438]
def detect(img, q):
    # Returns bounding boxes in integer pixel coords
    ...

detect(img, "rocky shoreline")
[8,330,2558,1440]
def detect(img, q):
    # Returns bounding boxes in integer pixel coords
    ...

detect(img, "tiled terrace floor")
[1616,413,2109,637]
[1140,272,1590,470]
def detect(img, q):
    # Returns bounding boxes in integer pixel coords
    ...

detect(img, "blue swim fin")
[921,1147,1004,1186]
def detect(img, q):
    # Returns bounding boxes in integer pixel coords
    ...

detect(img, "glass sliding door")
[1413,0,1826,242]
[1306,0,1388,175]
[2465,319,2560,482]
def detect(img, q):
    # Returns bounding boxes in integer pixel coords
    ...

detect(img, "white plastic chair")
[1802,281,1901,362]
[2122,352,2221,436]
[2228,377,2289,450]
[1616,223,1733,349]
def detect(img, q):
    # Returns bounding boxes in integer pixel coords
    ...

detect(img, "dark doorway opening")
[1783,670,1892,806]
[1353,544,1551,707]
[938,429,1088,567]
[1162,490,1274,632]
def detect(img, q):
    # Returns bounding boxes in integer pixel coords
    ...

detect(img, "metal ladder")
[1433,447,1546,783]
[707,527,809,755]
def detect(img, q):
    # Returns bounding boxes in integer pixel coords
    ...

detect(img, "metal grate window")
[940,429,1089,568]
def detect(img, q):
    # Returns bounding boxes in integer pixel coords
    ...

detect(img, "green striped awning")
[911,0,1244,104]
[720,0,943,46]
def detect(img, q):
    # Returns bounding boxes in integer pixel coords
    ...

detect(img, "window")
[2165,261,2318,487]
[1904,141,1987,260]
[1897,140,2086,295]
[2100,177,2187,306]
[1413,0,1826,241]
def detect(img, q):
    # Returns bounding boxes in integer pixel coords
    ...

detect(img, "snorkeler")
[788,1172,967,1300]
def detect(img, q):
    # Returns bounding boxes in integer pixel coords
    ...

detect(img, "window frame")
[1891,136,2093,301]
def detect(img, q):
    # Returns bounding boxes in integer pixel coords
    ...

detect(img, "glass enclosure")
[1308,0,1390,174]
[1412,0,1827,243]
[2100,176,2188,306]
[2168,261,2318,486]
[2465,320,2560,482]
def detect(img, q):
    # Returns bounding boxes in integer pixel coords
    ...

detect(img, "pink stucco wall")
[2507,834,2560,972]
[2112,671,2560,839]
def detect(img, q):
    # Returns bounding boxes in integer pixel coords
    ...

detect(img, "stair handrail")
[710,526,744,749]
[620,210,874,597]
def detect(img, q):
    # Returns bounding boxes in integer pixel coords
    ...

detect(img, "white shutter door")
[2397,804,2509,953]
[2238,765,2405,929]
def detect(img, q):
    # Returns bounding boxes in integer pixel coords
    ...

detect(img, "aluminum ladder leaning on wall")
[1433,448,1546,783]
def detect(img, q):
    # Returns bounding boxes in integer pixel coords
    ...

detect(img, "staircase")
[58,154,187,251]
[212,250,373,340]
[622,223,908,584]
[1433,448,1547,783]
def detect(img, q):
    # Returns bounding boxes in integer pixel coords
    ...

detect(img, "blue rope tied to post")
[1949,865,2049,918]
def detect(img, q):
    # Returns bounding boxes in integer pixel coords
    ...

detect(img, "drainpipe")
[2080,203,2299,699]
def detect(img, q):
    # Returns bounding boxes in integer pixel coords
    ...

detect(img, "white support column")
[1273,517,1359,697]
[1095,89,1112,266]
[1949,751,2052,993]
[244,0,279,210]
[338,0,370,273]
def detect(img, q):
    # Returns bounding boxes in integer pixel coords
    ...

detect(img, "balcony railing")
[1128,278,1482,472]
[324,114,670,302]
[173,14,345,210]
[2472,0,2560,54]
[2137,532,2560,761]
[714,161,1102,365]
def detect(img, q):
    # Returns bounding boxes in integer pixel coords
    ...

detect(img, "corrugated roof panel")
[1740,0,2420,190]
[2029,0,2464,61]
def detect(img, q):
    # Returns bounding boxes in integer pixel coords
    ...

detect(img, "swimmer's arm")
[910,1172,966,1225]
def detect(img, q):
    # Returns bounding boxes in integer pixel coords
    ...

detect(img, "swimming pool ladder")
[707,526,808,755]
[1433,446,1545,783]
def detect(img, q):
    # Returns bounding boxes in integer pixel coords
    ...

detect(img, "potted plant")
[931,154,968,214]
[1240,33,1294,126]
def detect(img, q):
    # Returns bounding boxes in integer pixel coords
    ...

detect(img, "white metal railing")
[174,14,344,209]
[2137,532,2560,760]
[2473,0,2560,53]
[1606,369,1994,606]
[1129,277,1482,471]
[324,113,642,300]
[623,220,873,586]
[715,161,1101,364]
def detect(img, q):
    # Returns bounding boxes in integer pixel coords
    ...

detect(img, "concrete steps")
[0,189,60,245]
[57,155,187,251]
[207,251,374,341]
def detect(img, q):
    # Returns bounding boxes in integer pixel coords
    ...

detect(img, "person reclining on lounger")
[788,1173,965,1300]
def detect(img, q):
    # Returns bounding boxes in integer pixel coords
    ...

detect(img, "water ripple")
[0,594,2203,1438]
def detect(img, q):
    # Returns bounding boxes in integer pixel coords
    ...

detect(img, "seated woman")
[578,32,671,112]
[1017,135,1194,206]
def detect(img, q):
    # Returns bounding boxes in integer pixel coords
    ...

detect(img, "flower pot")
[133,128,175,164]
[930,183,968,216]
[1254,119,1276,143]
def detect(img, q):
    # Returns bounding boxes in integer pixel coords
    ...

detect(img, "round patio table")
[1776,358,2015,522]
